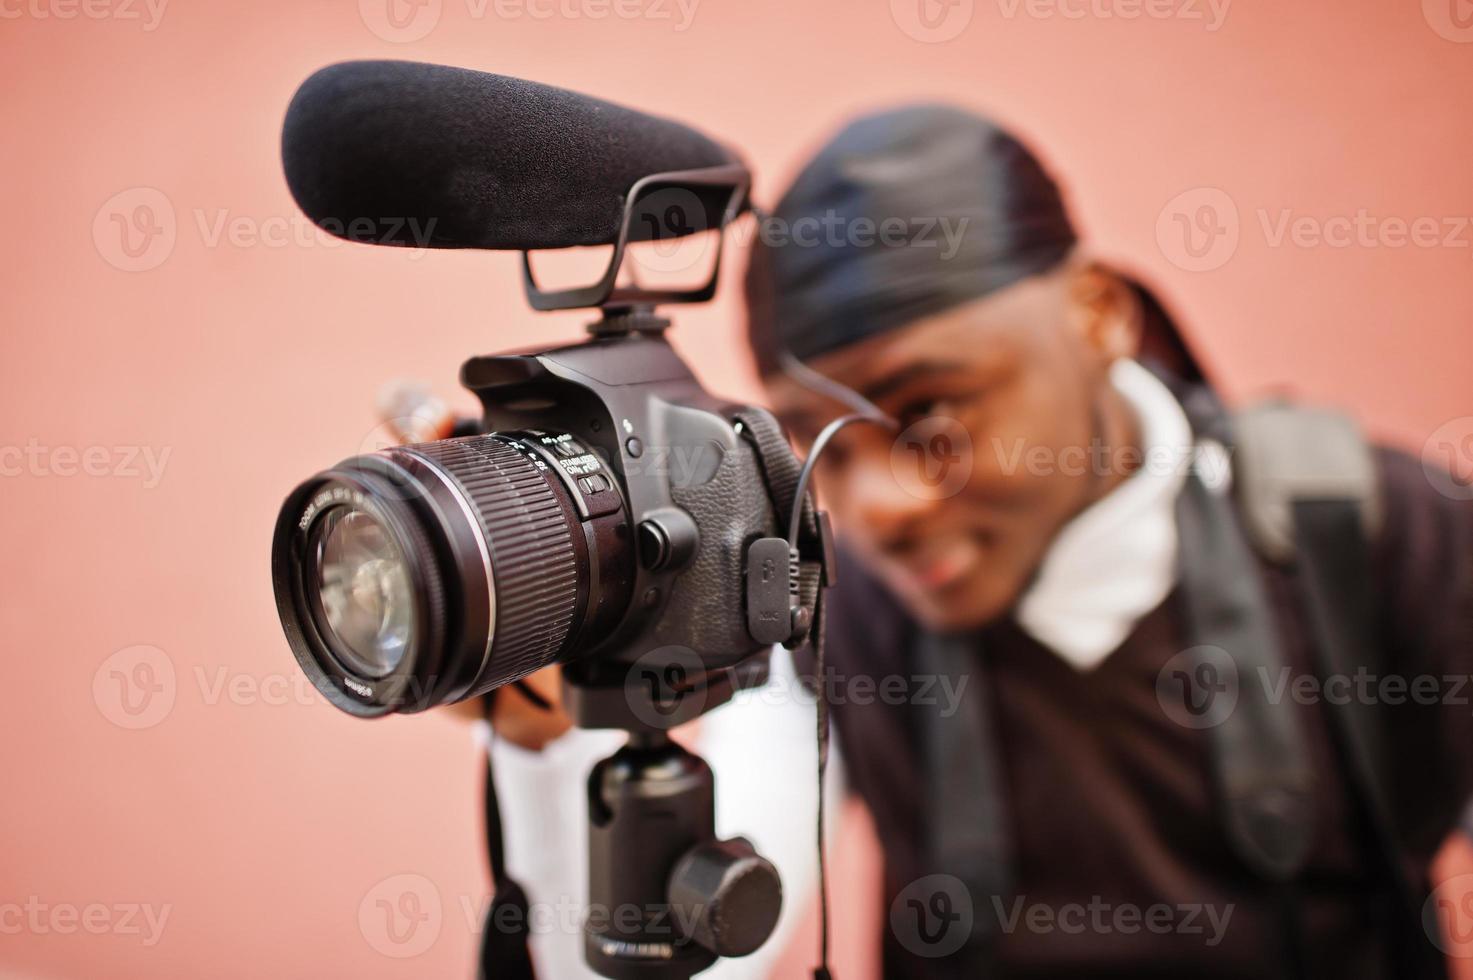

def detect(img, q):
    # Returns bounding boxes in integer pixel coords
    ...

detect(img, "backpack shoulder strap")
[1231,400,1444,977]
[1231,400,1383,564]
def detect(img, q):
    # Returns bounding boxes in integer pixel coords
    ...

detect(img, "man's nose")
[842,451,942,543]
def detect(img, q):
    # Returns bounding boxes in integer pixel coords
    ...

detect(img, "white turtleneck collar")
[1014,358,1220,670]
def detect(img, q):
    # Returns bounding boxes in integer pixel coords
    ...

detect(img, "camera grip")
[657,438,777,665]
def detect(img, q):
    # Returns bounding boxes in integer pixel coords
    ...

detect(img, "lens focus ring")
[408,435,582,690]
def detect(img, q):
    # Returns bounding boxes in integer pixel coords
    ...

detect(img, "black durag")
[744,103,1203,384]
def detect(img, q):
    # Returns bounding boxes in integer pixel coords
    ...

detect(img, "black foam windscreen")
[282,60,741,251]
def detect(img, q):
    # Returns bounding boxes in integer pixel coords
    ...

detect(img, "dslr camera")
[269,60,831,979]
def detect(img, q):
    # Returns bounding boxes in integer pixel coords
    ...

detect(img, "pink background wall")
[2,1,1470,977]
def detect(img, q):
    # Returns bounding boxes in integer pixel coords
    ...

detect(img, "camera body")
[461,331,784,684]
[273,325,793,720]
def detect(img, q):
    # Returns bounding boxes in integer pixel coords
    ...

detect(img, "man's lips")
[892,537,981,591]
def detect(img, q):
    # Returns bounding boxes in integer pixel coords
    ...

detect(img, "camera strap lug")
[731,408,827,648]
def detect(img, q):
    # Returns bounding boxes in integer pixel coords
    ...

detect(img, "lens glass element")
[310,507,414,678]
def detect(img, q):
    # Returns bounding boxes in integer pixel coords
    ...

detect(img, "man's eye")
[896,399,947,427]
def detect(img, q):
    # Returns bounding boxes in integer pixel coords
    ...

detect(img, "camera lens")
[272,432,633,716]
[308,507,414,678]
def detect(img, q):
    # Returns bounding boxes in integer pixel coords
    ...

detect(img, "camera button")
[638,520,671,569]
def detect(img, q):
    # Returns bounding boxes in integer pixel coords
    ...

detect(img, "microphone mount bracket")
[520,162,750,318]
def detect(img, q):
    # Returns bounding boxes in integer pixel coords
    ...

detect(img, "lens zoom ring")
[411,436,580,683]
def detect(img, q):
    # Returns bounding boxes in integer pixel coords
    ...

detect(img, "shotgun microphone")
[281,59,743,251]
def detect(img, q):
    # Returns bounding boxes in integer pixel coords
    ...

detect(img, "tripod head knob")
[668,837,782,958]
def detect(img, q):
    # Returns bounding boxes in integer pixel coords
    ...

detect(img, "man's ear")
[1065,262,1142,364]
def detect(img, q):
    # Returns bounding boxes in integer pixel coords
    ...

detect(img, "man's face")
[766,267,1139,631]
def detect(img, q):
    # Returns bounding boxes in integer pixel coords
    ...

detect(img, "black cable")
[787,413,896,550]
[811,582,834,980]
[785,410,896,980]
[779,351,893,423]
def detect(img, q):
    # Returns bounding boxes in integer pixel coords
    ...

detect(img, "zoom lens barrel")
[272,432,633,716]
